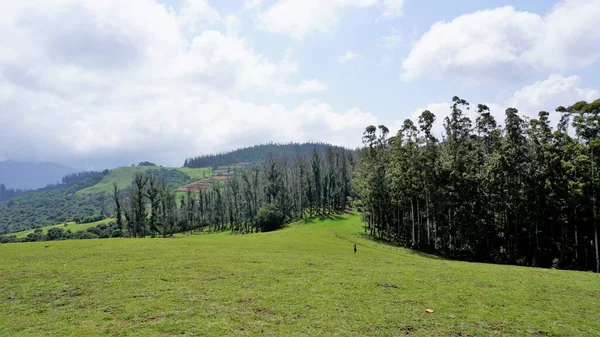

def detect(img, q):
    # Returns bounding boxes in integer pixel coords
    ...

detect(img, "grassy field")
[9,218,116,238]
[1,214,599,336]
[76,167,211,195]
[178,167,212,180]
[77,166,163,194]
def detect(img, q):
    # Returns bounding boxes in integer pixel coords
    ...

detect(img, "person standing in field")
[354,243,357,253]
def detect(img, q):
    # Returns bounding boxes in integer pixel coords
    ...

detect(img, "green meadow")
[76,167,211,195]
[1,214,599,336]
[9,218,116,239]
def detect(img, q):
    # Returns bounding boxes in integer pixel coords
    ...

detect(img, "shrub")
[47,227,69,241]
[255,203,285,232]
[74,231,98,239]
[0,235,17,244]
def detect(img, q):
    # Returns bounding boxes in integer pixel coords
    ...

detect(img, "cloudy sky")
[1,0,599,169]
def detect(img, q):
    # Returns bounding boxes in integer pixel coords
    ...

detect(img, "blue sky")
[0,0,599,168]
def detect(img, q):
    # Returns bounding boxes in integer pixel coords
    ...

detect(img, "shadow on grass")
[298,213,351,225]
[356,232,445,260]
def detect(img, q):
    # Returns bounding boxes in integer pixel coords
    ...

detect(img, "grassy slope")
[1,214,598,337]
[9,218,116,238]
[178,167,212,180]
[77,167,211,195]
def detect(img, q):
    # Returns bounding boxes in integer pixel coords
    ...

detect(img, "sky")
[0,0,599,169]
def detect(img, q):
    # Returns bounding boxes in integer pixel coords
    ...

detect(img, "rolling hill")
[0,160,80,189]
[0,143,350,235]
[184,142,353,168]
[1,213,598,336]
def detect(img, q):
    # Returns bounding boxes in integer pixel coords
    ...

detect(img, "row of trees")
[0,184,27,202]
[184,142,350,168]
[356,97,600,272]
[114,147,354,237]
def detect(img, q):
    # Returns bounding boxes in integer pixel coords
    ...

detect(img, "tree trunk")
[426,194,431,246]
[595,224,600,273]
[411,199,416,246]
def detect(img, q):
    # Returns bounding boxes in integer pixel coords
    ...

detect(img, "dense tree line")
[356,97,600,272]
[0,184,27,202]
[184,142,352,168]
[115,146,354,237]
[61,170,108,186]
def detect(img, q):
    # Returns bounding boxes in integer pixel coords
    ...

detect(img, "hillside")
[1,214,598,336]
[0,160,80,189]
[184,142,353,168]
[9,218,115,239]
[76,167,211,195]
[0,165,214,234]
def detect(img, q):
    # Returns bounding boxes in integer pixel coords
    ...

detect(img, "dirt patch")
[36,273,54,279]
[143,315,163,323]
[402,326,415,335]
[255,308,273,315]
[476,283,491,288]
[378,283,398,289]
[177,175,230,192]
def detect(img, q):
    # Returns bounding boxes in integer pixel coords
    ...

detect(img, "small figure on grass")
[354,243,357,253]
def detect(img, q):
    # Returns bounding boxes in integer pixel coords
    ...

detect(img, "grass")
[9,218,116,238]
[1,214,599,336]
[77,166,163,195]
[178,167,213,180]
[77,167,212,195]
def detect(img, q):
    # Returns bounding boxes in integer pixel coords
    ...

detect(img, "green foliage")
[355,97,600,272]
[184,142,352,168]
[77,167,190,195]
[255,203,285,232]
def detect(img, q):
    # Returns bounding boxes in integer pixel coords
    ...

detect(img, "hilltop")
[1,214,598,336]
[184,142,353,168]
[0,160,80,190]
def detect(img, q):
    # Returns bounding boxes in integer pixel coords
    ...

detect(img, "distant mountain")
[184,142,353,168]
[0,160,80,189]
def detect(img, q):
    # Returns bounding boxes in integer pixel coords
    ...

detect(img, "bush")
[255,204,285,232]
[0,235,17,244]
[47,227,69,241]
[74,231,98,239]
[25,228,46,242]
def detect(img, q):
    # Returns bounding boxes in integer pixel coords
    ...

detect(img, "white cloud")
[0,0,371,168]
[377,30,403,49]
[338,51,359,64]
[244,0,264,10]
[392,74,599,138]
[296,80,327,93]
[178,0,221,31]
[402,0,600,81]
[507,74,599,124]
[390,102,450,137]
[256,0,401,38]
[379,0,404,20]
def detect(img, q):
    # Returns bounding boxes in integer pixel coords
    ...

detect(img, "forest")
[355,97,600,272]
[0,168,189,234]
[114,147,354,238]
[3,102,600,274]
[184,142,350,168]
